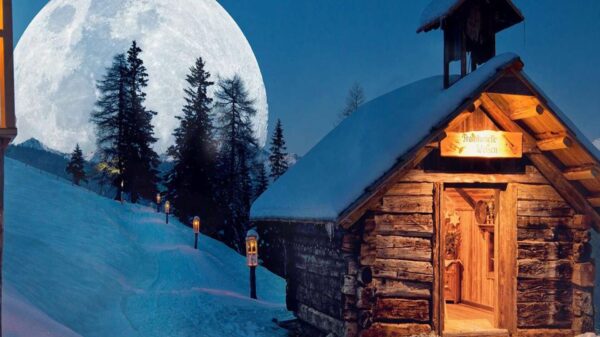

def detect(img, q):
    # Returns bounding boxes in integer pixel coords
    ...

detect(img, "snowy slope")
[2,158,289,337]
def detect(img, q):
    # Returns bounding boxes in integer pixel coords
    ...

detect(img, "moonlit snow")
[3,158,288,337]
[15,0,269,154]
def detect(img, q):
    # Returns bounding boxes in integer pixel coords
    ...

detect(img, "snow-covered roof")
[251,53,521,223]
[417,0,524,33]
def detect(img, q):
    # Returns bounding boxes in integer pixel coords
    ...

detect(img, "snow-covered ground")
[2,158,290,337]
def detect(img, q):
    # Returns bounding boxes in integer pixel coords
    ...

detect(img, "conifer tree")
[66,144,87,185]
[268,119,289,180]
[166,57,219,232]
[91,41,159,203]
[214,75,258,250]
[255,162,269,198]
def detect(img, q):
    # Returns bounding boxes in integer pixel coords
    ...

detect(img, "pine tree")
[268,119,289,180]
[91,41,160,203]
[339,82,365,120]
[166,57,219,233]
[255,162,269,198]
[124,41,160,203]
[66,144,87,185]
[214,75,258,250]
[91,53,128,200]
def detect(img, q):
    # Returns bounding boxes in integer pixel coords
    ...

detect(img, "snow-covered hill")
[2,158,289,337]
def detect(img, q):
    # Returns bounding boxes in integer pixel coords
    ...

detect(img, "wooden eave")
[338,61,600,232]
[417,0,524,33]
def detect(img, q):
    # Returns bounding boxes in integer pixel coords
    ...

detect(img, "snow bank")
[3,158,289,337]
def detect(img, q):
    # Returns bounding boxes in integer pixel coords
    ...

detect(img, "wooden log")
[359,322,431,337]
[517,302,572,328]
[376,236,432,262]
[571,315,594,334]
[373,279,431,299]
[536,136,572,151]
[517,216,572,229]
[373,259,433,283]
[400,169,548,184]
[342,233,359,253]
[343,322,359,337]
[373,214,433,238]
[573,242,592,263]
[518,241,572,260]
[517,200,574,217]
[356,287,376,309]
[297,304,345,337]
[358,310,373,329]
[516,329,574,337]
[374,298,429,322]
[572,262,594,288]
[379,196,432,214]
[342,275,356,296]
[572,214,592,230]
[517,184,563,201]
[507,97,544,120]
[385,182,433,196]
[563,166,600,181]
[587,195,600,207]
[572,287,594,317]
[517,279,572,304]
[518,259,572,280]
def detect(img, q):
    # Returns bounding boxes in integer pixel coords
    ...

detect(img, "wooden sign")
[440,131,523,158]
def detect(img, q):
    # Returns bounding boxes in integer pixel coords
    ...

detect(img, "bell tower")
[418,0,524,88]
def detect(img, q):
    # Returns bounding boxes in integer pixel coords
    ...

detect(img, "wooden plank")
[373,214,433,238]
[517,259,572,280]
[373,298,429,322]
[586,195,600,207]
[455,188,476,209]
[516,216,573,229]
[563,166,600,181]
[378,195,432,214]
[497,184,517,333]
[480,93,600,231]
[297,304,345,336]
[372,279,431,299]
[536,136,572,151]
[433,182,442,335]
[359,322,431,337]
[517,241,572,260]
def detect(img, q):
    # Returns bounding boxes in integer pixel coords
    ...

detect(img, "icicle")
[325,222,335,242]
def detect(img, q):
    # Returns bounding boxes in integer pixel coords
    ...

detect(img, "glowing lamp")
[165,200,171,214]
[193,216,201,234]
[246,230,259,267]
[156,193,161,204]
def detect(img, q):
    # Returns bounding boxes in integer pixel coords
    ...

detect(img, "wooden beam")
[446,111,472,130]
[587,195,600,207]
[536,136,572,151]
[563,166,600,181]
[455,188,476,209]
[498,94,544,120]
[510,103,544,120]
[480,93,600,232]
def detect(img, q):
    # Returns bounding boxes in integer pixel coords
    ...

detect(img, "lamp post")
[246,229,259,299]
[165,200,170,224]
[155,193,161,212]
[120,179,124,204]
[193,216,200,249]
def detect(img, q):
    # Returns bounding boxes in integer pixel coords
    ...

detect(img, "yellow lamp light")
[246,230,259,267]
[193,216,201,234]
[165,200,170,214]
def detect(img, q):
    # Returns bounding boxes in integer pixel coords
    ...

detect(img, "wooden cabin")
[251,1,597,337]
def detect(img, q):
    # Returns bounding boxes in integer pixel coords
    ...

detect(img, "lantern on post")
[164,200,170,224]
[155,193,161,212]
[120,179,124,204]
[192,216,200,249]
[246,229,259,299]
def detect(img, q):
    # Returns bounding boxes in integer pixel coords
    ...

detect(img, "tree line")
[65,41,290,251]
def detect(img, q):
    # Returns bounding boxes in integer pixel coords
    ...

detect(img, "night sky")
[13,0,600,156]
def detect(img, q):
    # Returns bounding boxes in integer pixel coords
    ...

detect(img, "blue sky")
[13,0,600,155]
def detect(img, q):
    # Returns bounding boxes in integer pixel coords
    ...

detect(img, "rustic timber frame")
[255,57,599,337]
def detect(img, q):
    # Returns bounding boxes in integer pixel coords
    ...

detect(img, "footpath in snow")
[2,158,290,337]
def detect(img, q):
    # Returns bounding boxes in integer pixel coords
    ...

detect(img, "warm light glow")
[246,233,258,267]
[440,130,523,158]
[156,193,161,204]
[165,200,170,214]
[193,216,200,234]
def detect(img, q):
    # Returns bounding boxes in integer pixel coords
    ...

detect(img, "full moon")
[14,0,269,154]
